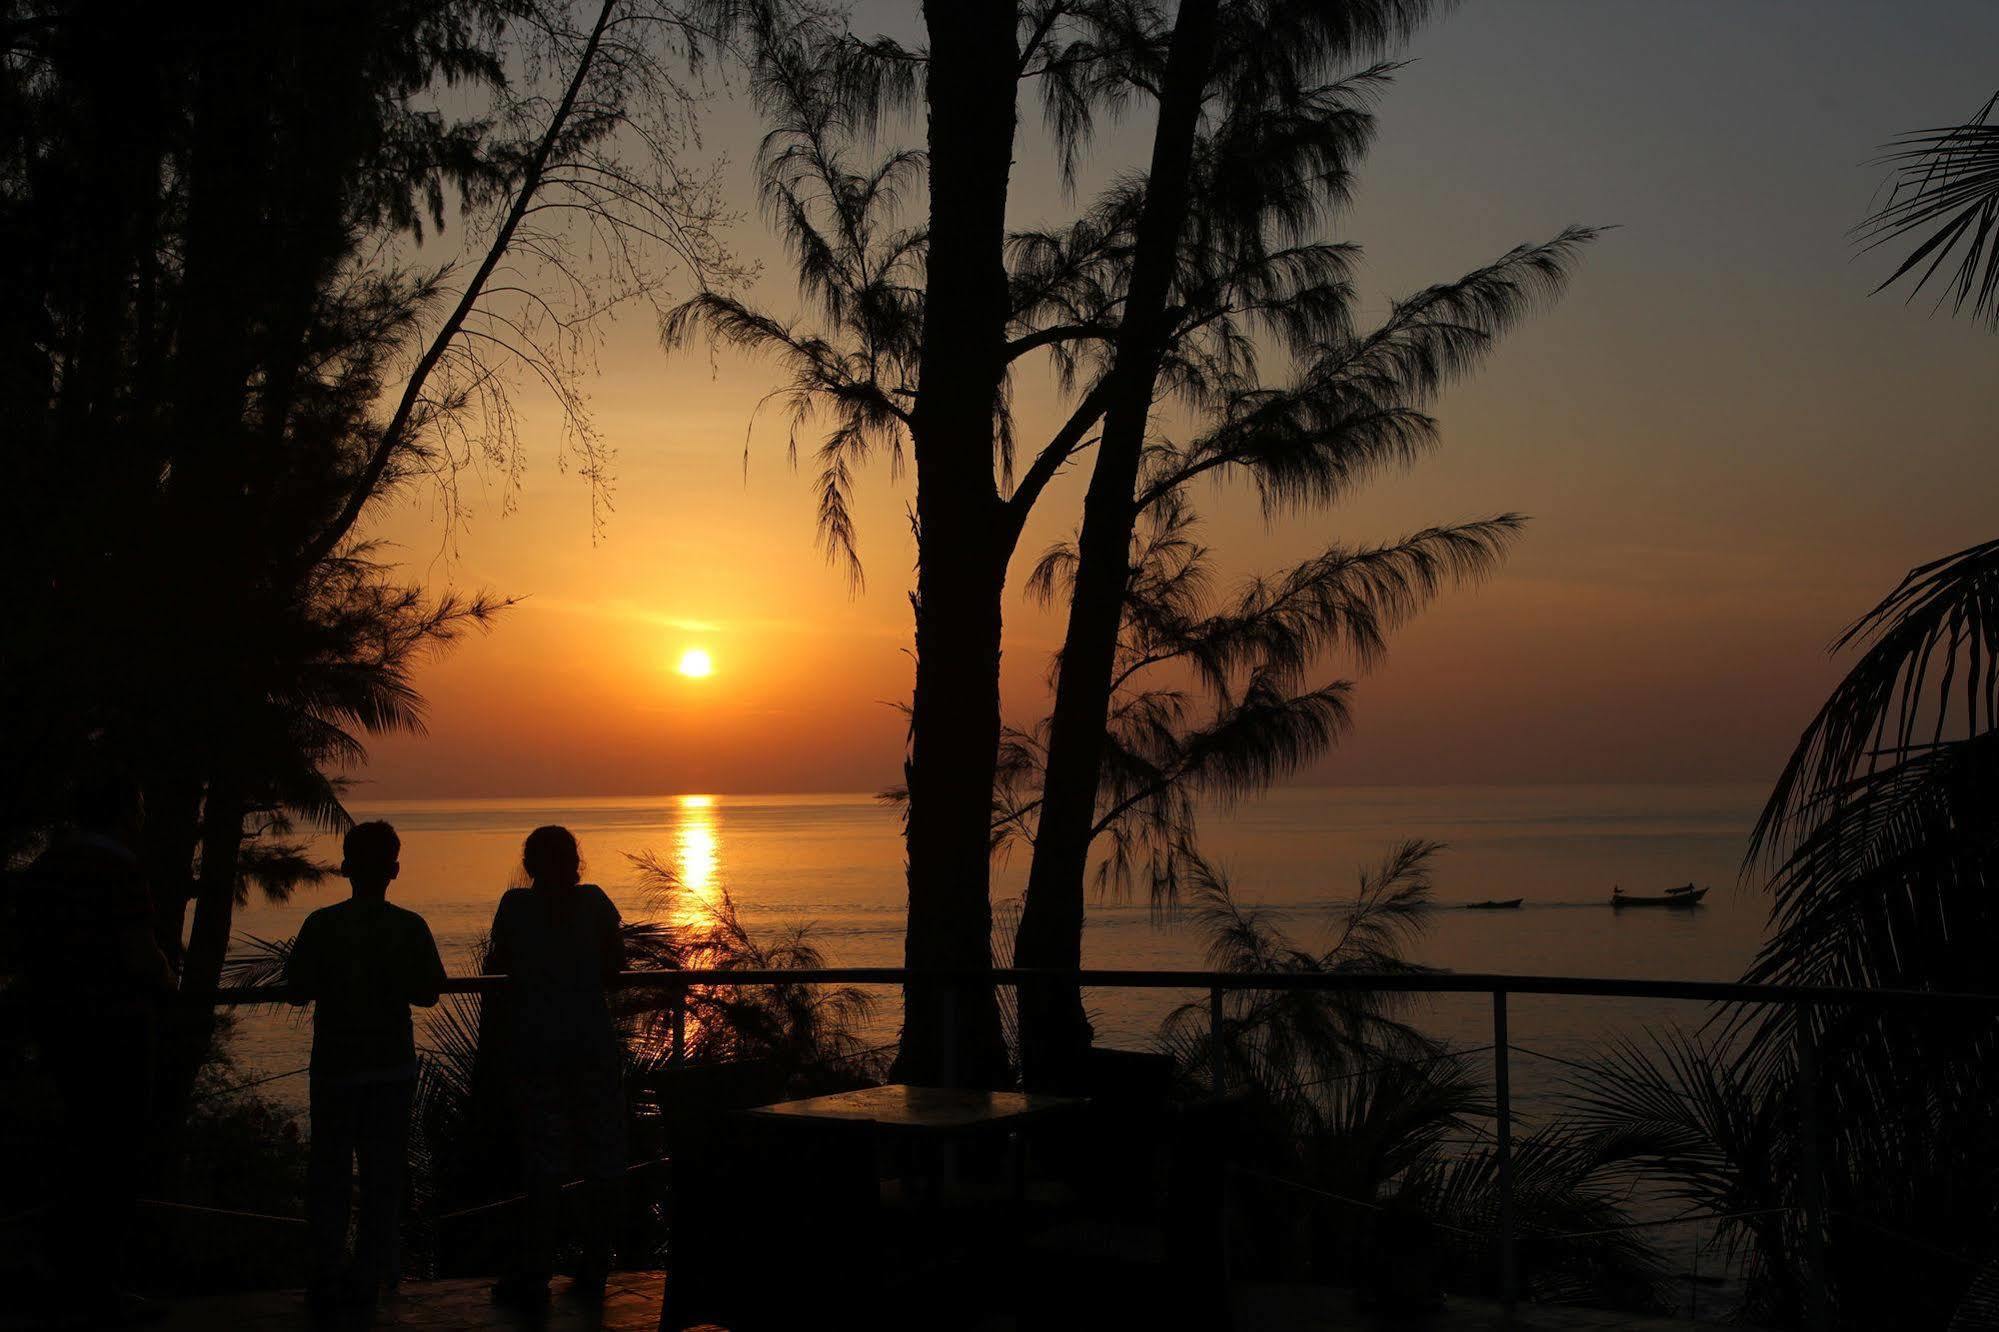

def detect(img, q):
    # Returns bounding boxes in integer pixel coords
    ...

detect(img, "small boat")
[1612,884,1708,909]
[1464,898,1524,910]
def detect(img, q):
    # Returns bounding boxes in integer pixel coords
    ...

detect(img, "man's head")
[342,821,401,897]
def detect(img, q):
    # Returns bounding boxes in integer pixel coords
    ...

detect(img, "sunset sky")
[360,0,1999,800]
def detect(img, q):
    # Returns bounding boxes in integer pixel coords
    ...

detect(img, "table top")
[744,1083,1088,1133]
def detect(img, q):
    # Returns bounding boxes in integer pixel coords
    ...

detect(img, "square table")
[745,1083,1085,1135]
[663,1086,1091,1327]
[745,1083,1089,1205]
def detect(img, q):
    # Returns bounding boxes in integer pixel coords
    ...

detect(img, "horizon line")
[344,777,1776,810]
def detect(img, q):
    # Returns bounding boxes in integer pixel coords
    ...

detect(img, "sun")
[676,647,714,678]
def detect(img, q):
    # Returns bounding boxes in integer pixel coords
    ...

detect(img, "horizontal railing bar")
[194,967,1999,1010]
[432,1156,670,1225]
[136,1198,306,1227]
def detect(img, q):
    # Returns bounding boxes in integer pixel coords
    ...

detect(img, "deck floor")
[91,1272,1739,1331]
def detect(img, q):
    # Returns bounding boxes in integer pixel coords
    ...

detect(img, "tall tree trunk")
[158,779,244,1133]
[892,0,1022,1088]
[1014,0,1219,1089]
[139,771,203,970]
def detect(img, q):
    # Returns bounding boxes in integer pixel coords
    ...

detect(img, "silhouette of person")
[485,825,627,1308]
[285,820,446,1310]
[16,767,175,1326]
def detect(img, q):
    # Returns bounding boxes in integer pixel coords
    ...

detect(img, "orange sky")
[356,0,1999,800]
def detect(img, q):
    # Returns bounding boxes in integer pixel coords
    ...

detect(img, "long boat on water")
[1463,898,1524,910]
[1611,884,1708,909]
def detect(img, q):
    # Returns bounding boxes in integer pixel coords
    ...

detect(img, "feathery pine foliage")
[1012,502,1522,904]
[669,2,1589,1084]
[995,0,1592,1082]
[666,3,1587,590]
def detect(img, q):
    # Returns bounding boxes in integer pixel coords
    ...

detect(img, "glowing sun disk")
[677,648,714,678]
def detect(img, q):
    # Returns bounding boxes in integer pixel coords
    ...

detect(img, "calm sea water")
[229,782,1774,1124]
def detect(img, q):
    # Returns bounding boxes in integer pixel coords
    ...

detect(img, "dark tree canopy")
[0,0,744,1126]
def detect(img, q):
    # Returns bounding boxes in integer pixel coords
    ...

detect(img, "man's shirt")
[286,897,446,1082]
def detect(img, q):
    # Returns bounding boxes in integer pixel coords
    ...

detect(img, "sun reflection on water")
[674,794,719,902]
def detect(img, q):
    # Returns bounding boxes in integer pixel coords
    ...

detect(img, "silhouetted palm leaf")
[1416,1122,1670,1307]
[1158,843,1665,1306]
[221,935,296,991]
[1859,92,1999,328]
[1752,537,1999,866]
[620,852,879,1081]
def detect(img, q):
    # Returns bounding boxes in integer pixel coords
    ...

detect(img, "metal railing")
[200,966,1999,1330]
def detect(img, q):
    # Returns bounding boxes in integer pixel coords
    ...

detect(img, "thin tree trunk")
[891,0,1022,1088]
[1014,0,1218,1090]
[139,771,203,971]
[295,0,618,575]
[158,779,244,1132]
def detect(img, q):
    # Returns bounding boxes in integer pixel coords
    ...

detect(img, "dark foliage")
[0,0,744,1136]
[1013,502,1523,904]
[1859,91,1999,329]
[1583,513,1999,1324]
[1155,842,1667,1310]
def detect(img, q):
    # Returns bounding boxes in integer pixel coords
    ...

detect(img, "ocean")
[228,782,1774,1122]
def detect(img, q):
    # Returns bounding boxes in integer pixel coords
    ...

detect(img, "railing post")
[1796,1017,1831,1332]
[940,978,958,1089]
[1492,989,1517,1310]
[1209,985,1226,1096]
[670,981,687,1068]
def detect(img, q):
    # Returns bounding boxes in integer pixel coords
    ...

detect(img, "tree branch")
[1003,375,1117,535]
[1003,321,1116,362]
[295,0,619,573]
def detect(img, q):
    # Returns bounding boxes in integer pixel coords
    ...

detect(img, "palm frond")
[619,850,878,1078]
[1751,538,1999,865]
[221,935,296,991]
[1750,731,1999,998]
[1416,1122,1672,1307]
[1155,842,1665,1306]
[1563,1017,1999,1326]
[1858,92,1999,328]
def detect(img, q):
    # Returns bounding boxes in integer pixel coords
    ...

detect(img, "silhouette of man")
[286,821,446,1309]
[16,767,175,1326]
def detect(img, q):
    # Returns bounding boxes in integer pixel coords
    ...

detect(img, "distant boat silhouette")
[1463,898,1523,910]
[1611,883,1707,909]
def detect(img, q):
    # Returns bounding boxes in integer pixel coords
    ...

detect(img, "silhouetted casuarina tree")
[0,0,745,1128]
[1003,0,1593,1084]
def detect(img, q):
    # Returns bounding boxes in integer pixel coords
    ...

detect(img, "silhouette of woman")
[486,826,627,1307]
